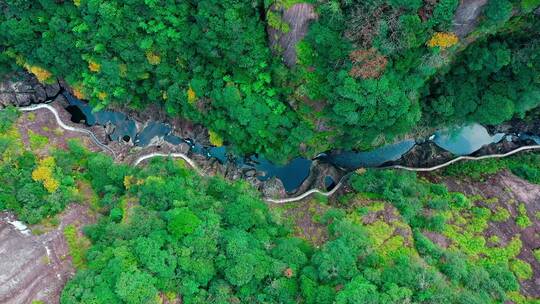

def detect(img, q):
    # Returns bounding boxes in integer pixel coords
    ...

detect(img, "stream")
[63,92,540,193]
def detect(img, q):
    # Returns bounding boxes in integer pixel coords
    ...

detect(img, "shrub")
[63,224,88,269]
[427,32,459,49]
[492,207,511,222]
[510,259,533,281]
[0,107,19,132]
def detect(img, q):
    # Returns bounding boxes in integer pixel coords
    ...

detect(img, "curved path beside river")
[19,104,116,158]
[17,104,540,204]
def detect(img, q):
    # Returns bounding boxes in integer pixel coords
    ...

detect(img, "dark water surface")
[62,92,532,193]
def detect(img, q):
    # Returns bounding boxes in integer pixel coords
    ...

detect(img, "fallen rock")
[45,81,61,98]
[292,160,345,197]
[261,177,287,199]
[390,142,454,168]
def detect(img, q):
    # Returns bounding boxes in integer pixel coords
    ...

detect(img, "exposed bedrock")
[0,205,94,304]
[0,72,61,108]
[267,3,318,67]
[438,171,540,297]
[452,0,489,37]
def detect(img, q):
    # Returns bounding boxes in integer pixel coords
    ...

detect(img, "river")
[63,92,540,193]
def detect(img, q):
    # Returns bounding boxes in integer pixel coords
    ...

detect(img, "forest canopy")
[0,0,539,160]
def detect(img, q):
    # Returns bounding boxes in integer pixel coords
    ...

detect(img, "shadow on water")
[247,157,312,193]
[433,124,506,155]
[65,105,87,124]
[324,176,336,191]
[323,140,417,170]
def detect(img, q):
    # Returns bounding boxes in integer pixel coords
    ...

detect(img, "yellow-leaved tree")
[146,51,161,65]
[209,130,223,147]
[32,156,60,193]
[25,65,52,83]
[88,60,101,72]
[427,32,459,49]
[187,86,197,105]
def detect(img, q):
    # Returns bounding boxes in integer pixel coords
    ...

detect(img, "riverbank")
[13,101,540,204]
[4,71,540,204]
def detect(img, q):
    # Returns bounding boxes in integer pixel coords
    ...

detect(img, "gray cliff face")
[267,3,318,67]
[0,205,94,304]
[0,72,60,107]
[452,0,489,37]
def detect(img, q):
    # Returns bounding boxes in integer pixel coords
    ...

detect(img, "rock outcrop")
[261,177,288,199]
[267,3,318,67]
[452,0,489,37]
[0,205,94,304]
[0,72,60,108]
[440,171,540,297]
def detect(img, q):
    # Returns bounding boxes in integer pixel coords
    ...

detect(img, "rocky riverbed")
[3,71,540,202]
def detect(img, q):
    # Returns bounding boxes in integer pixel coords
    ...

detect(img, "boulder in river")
[262,177,287,199]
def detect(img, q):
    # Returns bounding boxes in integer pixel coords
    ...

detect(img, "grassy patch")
[267,10,290,33]
[516,203,532,229]
[510,259,533,281]
[0,106,20,132]
[28,130,49,150]
[443,153,540,185]
[492,207,511,222]
[63,224,90,269]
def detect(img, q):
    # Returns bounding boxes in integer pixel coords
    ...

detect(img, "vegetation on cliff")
[1,1,539,160]
[3,108,540,303]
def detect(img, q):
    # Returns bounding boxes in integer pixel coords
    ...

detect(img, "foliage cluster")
[0,0,307,161]
[64,224,90,270]
[443,153,540,184]
[0,127,83,223]
[423,17,540,126]
[350,169,536,302]
[1,1,538,161]
[2,108,539,302]
[58,156,462,304]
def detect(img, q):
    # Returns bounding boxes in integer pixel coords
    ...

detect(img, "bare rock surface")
[0,205,94,304]
[440,171,540,297]
[0,72,60,107]
[452,0,489,37]
[293,160,345,196]
[267,3,318,67]
[262,177,288,199]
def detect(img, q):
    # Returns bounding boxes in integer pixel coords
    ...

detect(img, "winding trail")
[133,152,202,175]
[16,104,540,204]
[132,144,540,204]
[388,145,540,172]
[18,104,116,158]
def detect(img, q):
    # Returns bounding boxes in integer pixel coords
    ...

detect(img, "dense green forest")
[2,1,540,303]
[4,105,540,303]
[1,0,539,161]
[422,15,540,126]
